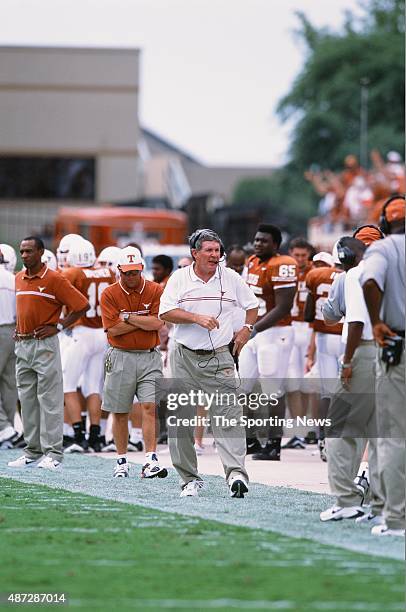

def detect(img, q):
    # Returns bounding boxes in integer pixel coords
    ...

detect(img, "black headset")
[379,194,405,235]
[336,238,357,266]
[188,229,225,258]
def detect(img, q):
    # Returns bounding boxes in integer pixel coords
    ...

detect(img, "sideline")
[0,451,402,561]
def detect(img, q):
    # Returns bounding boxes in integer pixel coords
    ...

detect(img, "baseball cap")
[117,246,144,272]
[353,226,383,245]
[385,197,405,223]
[313,251,334,266]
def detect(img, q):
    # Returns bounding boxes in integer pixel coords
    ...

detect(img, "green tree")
[277,0,404,170]
[232,0,404,236]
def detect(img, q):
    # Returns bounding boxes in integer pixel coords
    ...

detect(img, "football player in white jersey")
[62,239,115,452]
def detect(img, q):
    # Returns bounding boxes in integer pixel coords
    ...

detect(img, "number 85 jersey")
[62,266,115,328]
[244,254,297,326]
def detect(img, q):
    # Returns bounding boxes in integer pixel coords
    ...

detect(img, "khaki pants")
[0,324,17,431]
[168,342,248,486]
[15,335,64,462]
[326,343,384,513]
[375,348,405,530]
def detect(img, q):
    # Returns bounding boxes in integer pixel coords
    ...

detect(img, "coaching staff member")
[361,195,405,537]
[100,246,167,479]
[8,237,89,470]
[159,229,258,498]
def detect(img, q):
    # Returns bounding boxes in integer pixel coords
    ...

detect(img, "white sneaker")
[0,425,17,444]
[180,479,203,497]
[113,460,129,478]
[37,456,62,471]
[101,441,117,453]
[7,454,39,468]
[194,442,205,455]
[320,505,364,522]
[371,524,405,537]
[141,453,168,479]
[355,512,384,527]
[228,475,249,498]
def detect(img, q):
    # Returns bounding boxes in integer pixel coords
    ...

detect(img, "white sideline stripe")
[16,290,56,300]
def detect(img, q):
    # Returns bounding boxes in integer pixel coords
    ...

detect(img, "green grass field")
[0,479,403,611]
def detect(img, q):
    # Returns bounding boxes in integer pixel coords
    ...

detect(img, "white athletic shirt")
[342,261,373,343]
[159,264,258,350]
[0,266,16,325]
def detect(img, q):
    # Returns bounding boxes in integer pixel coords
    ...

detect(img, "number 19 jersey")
[62,266,115,328]
[245,254,297,326]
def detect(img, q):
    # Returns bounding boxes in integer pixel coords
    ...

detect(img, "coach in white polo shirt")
[159,229,258,498]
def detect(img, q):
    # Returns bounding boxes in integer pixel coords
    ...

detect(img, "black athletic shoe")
[64,437,89,454]
[88,436,104,452]
[128,439,144,452]
[88,425,103,452]
[246,438,262,455]
[282,436,306,450]
[157,431,168,445]
[63,435,74,449]
[252,438,281,461]
[304,431,318,445]
[11,434,27,449]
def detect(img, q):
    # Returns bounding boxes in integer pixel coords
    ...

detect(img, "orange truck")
[54,206,188,253]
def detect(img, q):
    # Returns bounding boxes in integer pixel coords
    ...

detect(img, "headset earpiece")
[379,194,406,235]
[336,239,356,266]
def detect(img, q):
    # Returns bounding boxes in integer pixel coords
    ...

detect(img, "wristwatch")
[243,324,254,332]
[340,360,352,369]
[56,323,64,332]
[123,313,131,324]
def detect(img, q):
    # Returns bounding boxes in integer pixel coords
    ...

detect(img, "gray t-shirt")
[360,234,405,331]
[322,270,346,322]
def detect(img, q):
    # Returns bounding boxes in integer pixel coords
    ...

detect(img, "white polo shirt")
[159,264,258,350]
[0,265,16,325]
[342,261,373,344]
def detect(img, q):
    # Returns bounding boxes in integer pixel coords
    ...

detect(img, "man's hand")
[305,355,315,374]
[340,363,353,391]
[372,321,395,347]
[232,327,251,356]
[33,325,58,339]
[194,314,220,331]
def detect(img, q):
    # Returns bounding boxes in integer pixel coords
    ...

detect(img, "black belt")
[180,344,229,356]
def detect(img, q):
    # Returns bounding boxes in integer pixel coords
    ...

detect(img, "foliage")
[232,0,404,234]
[277,0,404,170]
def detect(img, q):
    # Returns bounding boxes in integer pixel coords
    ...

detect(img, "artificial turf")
[0,479,403,611]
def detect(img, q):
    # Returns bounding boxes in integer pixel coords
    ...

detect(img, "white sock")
[63,423,74,437]
[145,451,156,461]
[117,454,127,463]
[130,427,143,443]
[100,419,107,436]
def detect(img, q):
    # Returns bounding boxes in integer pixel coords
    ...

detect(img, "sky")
[0,0,363,166]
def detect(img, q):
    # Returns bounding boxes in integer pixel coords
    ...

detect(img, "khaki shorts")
[102,347,162,413]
